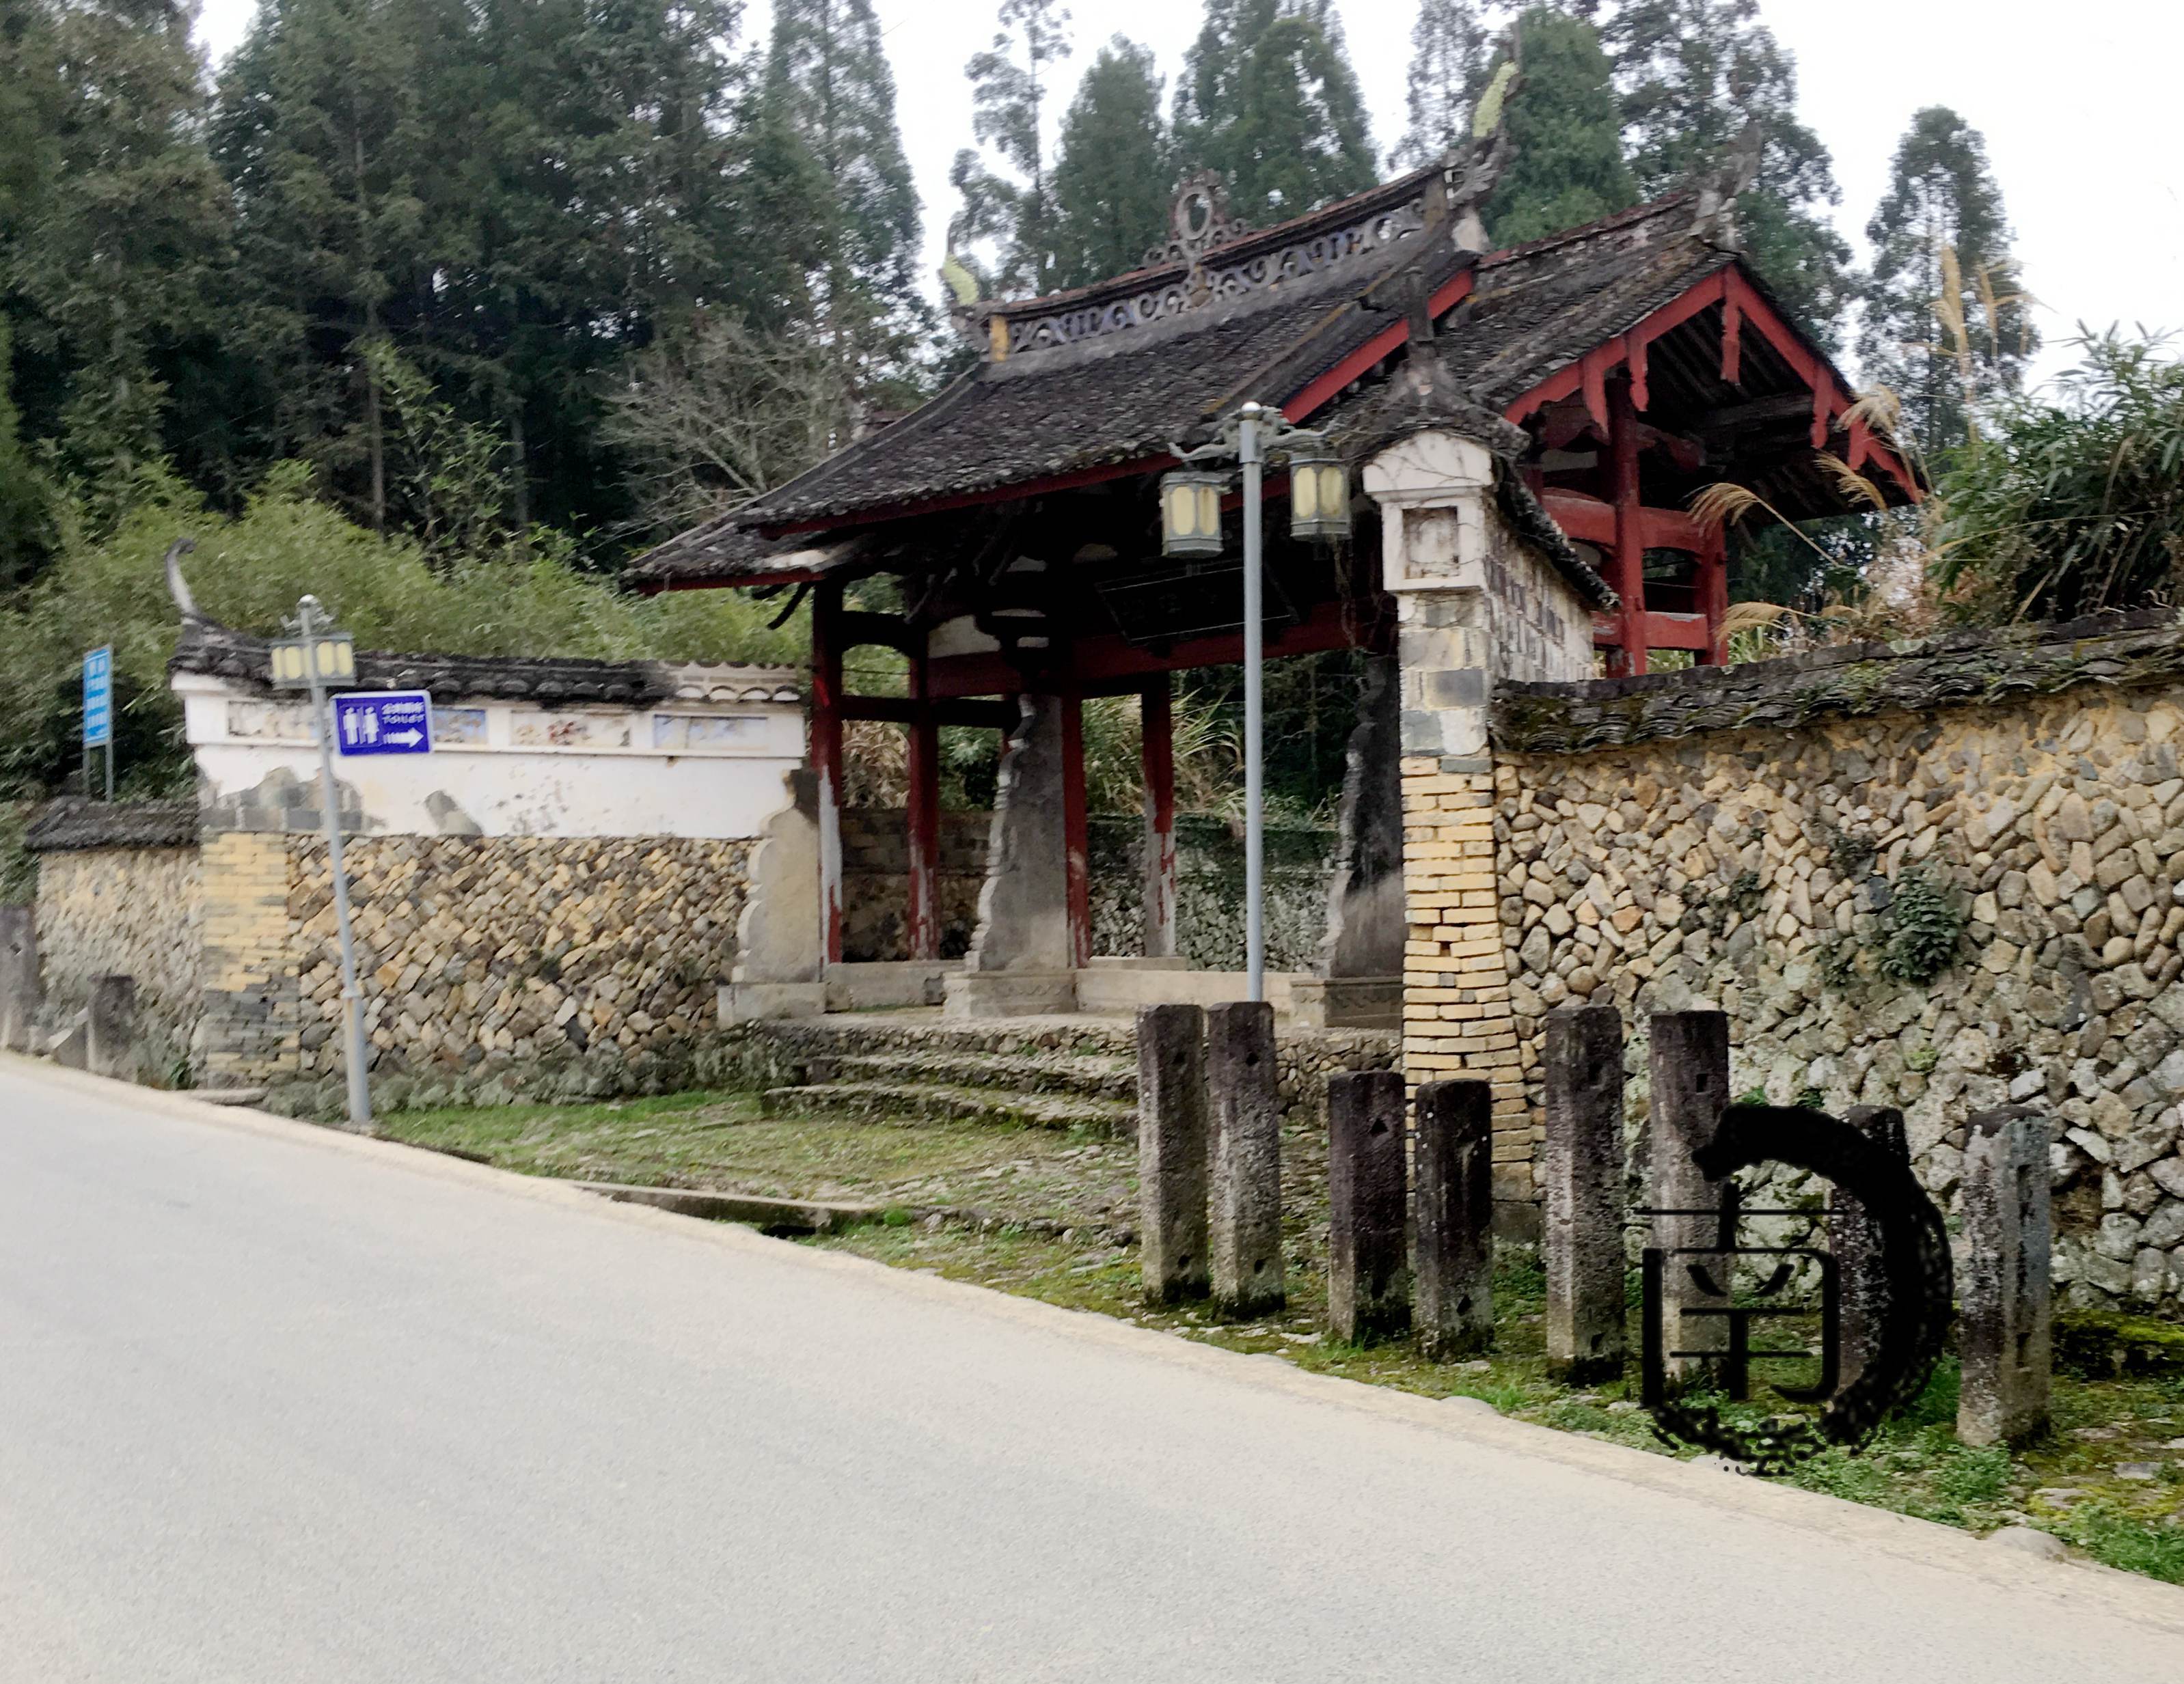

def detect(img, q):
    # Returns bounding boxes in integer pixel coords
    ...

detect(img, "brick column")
[1364,430,1533,1228]
[197,831,301,1086]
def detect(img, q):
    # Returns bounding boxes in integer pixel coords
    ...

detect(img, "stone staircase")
[756,1019,1141,1135]
[747,1011,1401,1140]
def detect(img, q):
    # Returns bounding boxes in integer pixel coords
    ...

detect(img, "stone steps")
[821,1050,1136,1103]
[761,1079,1136,1135]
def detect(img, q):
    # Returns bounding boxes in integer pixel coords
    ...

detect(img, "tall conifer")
[1049,38,1171,289]
[1174,0,1374,225]
[1479,8,1635,246]
[949,0,1072,297]
[1861,107,2036,460]
[1390,0,1490,171]
[763,0,925,400]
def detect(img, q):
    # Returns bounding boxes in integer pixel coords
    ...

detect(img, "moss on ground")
[374,1088,2184,1584]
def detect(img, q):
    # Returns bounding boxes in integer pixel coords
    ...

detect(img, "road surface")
[2,1058,2180,1682]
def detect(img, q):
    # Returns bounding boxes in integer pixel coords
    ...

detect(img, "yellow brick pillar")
[197,831,300,1086]
[1364,428,1535,1225]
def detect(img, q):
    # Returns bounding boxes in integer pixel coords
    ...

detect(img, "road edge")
[10,1051,2184,1639]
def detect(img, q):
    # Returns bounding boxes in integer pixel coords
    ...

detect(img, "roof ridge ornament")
[1689,118,1764,249]
[1142,170,1253,277]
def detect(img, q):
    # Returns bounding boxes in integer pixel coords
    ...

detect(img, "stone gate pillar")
[1363,426,1592,1236]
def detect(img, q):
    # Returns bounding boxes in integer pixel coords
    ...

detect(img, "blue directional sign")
[81,647,113,749]
[331,690,433,757]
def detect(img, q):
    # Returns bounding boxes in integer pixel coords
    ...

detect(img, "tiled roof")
[169,619,801,706]
[628,184,1855,590]
[24,798,198,853]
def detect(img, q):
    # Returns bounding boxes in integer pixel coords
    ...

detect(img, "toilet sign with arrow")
[331,690,434,757]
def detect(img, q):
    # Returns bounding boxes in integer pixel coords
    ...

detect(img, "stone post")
[0,907,38,1053]
[86,974,139,1083]
[1414,1078,1494,1357]
[1136,1004,1210,1307]
[1958,1105,2053,1448]
[1834,1105,1909,1395]
[1207,1000,1284,1319]
[947,695,1076,1017]
[1543,1004,1626,1383]
[1326,1069,1409,1343]
[1649,1010,1732,1380]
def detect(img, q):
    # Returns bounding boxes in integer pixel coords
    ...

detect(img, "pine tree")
[1049,38,1171,288]
[949,0,1072,297]
[2,0,232,499]
[762,0,925,402]
[1480,7,1636,246]
[213,0,430,534]
[1389,0,1490,171]
[1861,107,2036,461]
[0,320,55,585]
[1594,0,1851,347]
[1174,0,1374,225]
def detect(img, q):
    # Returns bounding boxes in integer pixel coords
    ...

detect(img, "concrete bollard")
[1136,1004,1210,1306]
[1834,1105,1909,1395]
[1958,1105,2053,1448]
[1207,1000,1284,1319]
[87,974,139,1083]
[1414,1079,1494,1358]
[0,907,38,1053]
[1543,1004,1626,1383]
[1326,1069,1409,1344]
[1648,1010,1732,1380]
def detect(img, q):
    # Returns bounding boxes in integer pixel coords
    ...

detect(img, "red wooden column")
[905,639,942,961]
[1608,381,1649,678]
[1697,522,1730,665]
[810,579,846,967]
[1060,687,1092,970]
[1140,675,1178,958]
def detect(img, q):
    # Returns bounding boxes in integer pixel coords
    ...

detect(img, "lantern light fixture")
[1285,447,1352,542]
[1158,467,1229,558]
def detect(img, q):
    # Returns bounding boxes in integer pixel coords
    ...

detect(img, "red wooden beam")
[1594,611,1712,652]
[924,598,1374,701]
[1282,271,1477,423]
[1608,379,1647,678]
[1719,292,1744,385]
[810,580,847,967]
[838,695,1017,729]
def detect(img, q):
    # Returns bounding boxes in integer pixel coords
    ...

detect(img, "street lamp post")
[272,595,372,1130]
[1161,401,1351,1003]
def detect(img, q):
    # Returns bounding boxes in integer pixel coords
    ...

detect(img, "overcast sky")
[191,0,2184,391]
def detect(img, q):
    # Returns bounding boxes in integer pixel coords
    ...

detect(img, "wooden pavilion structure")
[631,138,1915,1004]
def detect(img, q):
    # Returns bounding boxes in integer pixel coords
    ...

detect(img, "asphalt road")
[3,1060,2181,1682]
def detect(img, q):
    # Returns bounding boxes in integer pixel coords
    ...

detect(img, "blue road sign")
[331,690,433,757]
[82,647,113,749]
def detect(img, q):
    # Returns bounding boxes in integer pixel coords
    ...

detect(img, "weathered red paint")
[1281,271,1477,423]
[1609,379,1648,677]
[924,599,1374,702]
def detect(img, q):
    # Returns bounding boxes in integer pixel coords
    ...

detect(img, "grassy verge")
[374,1090,2184,1584]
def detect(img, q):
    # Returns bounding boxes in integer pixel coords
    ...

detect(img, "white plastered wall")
[176,672,806,840]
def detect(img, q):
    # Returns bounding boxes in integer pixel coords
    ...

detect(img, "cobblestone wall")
[1494,685,2184,1313]
[278,835,753,1111]
[35,846,203,1073]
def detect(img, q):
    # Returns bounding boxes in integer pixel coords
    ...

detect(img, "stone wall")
[841,805,1338,972]
[280,834,753,1111]
[1089,814,1333,972]
[33,846,203,1073]
[838,809,988,961]
[1489,617,2184,1314]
